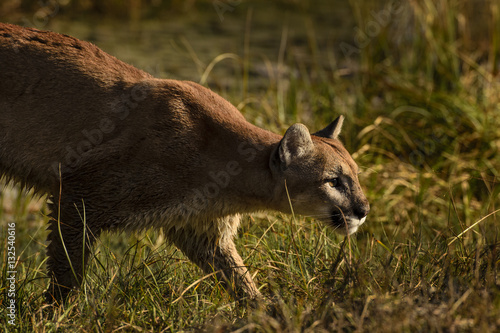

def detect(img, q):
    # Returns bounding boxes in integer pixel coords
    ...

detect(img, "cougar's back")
[0,23,151,192]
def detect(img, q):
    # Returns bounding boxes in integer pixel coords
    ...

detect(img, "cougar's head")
[270,116,370,235]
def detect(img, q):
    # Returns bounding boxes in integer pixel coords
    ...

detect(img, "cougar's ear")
[270,123,314,172]
[313,115,344,140]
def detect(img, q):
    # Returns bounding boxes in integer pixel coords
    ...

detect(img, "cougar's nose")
[354,202,370,220]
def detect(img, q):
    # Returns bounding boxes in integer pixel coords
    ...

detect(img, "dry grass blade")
[448,209,500,246]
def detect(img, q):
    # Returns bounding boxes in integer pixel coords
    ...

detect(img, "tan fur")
[0,23,369,303]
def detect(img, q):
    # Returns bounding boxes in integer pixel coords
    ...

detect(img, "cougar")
[0,23,370,303]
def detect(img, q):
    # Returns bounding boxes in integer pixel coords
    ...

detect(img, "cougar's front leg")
[211,237,261,301]
[170,218,262,301]
[45,199,99,303]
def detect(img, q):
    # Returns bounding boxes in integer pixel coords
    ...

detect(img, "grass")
[1,0,500,331]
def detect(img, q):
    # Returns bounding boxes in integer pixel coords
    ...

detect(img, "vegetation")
[1,0,499,331]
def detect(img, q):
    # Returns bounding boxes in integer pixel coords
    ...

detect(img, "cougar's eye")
[327,178,340,188]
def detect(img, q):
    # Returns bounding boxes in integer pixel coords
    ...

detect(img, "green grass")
[1,0,500,331]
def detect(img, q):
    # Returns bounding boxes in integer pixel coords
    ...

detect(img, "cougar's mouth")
[329,211,366,235]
